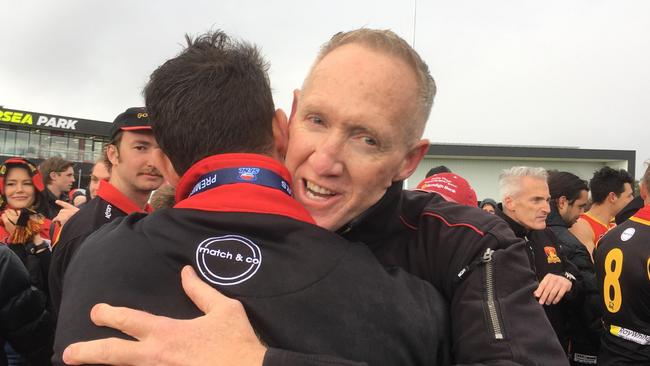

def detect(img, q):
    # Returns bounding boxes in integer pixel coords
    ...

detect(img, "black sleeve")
[48,234,86,317]
[557,246,585,305]
[555,230,602,340]
[52,228,141,366]
[543,229,584,306]
[263,349,367,366]
[0,246,54,365]
[24,240,52,295]
[447,220,570,366]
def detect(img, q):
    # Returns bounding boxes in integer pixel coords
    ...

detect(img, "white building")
[410,143,636,201]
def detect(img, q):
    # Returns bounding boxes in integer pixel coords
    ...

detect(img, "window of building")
[3,129,16,155]
[16,131,29,156]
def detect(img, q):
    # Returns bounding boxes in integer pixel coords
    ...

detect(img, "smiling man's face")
[285,43,427,230]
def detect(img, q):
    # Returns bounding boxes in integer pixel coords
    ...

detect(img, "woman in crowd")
[0,158,54,366]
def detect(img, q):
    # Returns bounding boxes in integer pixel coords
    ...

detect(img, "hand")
[63,266,267,366]
[533,273,572,305]
[53,200,79,226]
[1,209,19,235]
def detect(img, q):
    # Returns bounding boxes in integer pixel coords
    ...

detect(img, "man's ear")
[49,171,59,182]
[557,196,568,211]
[152,148,180,187]
[394,139,429,181]
[503,195,515,212]
[106,144,119,167]
[288,89,300,125]
[640,181,648,202]
[271,109,289,160]
[608,191,618,203]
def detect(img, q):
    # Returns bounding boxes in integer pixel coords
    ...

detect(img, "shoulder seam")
[421,211,486,236]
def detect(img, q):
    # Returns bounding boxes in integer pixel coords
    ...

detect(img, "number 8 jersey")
[595,204,650,365]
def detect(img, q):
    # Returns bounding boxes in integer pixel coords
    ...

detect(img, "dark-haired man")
[39,156,75,219]
[53,31,449,366]
[546,171,600,365]
[571,166,634,258]
[62,29,566,366]
[48,108,163,316]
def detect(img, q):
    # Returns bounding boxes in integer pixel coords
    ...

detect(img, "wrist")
[563,271,576,281]
[25,241,49,254]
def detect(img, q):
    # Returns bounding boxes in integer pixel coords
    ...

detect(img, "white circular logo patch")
[195,235,262,286]
[620,228,635,242]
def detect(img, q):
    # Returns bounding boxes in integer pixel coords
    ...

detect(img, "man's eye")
[308,116,323,125]
[363,137,378,146]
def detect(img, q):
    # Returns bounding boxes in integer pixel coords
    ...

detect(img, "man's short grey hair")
[499,166,548,200]
[306,28,435,144]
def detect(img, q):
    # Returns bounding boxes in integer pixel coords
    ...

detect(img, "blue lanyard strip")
[189,167,292,198]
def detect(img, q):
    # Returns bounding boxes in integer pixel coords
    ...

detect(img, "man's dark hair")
[589,166,633,204]
[39,157,73,185]
[547,170,589,205]
[425,166,451,178]
[144,30,275,175]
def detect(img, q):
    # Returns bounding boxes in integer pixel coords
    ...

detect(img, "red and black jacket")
[48,180,151,317]
[340,183,570,365]
[53,154,450,366]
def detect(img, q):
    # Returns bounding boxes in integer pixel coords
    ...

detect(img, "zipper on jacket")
[483,248,505,340]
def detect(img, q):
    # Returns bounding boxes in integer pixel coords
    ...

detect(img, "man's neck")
[586,204,613,225]
[108,178,150,210]
[47,184,61,198]
[502,209,531,232]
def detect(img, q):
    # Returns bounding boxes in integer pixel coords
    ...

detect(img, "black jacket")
[339,183,569,365]
[546,208,602,359]
[615,196,644,225]
[0,245,54,366]
[54,154,450,366]
[49,180,151,317]
[497,209,584,351]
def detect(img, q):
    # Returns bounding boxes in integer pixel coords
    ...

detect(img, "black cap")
[109,107,152,139]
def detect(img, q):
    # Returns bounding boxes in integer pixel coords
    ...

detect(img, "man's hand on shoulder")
[534,273,572,305]
[62,266,267,366]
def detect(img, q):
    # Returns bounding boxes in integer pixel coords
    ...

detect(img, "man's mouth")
[138,171,163,178]
[304,179,336,200]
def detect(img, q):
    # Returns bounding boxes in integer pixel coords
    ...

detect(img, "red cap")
[416,172,477,207]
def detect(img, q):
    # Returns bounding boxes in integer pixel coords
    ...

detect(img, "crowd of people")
[1,28,648,366]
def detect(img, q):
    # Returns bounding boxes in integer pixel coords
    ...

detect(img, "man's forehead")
[92,162,110,175]
[122,130,157,143]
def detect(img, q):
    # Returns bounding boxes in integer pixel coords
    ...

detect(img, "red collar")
[174,153,315,225]
[632,204,650,222]
[96,180,152,214]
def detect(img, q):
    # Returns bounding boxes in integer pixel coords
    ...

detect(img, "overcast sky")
[2,0,648,178]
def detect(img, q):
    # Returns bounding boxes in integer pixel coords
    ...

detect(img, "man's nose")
[309,135,345,177]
